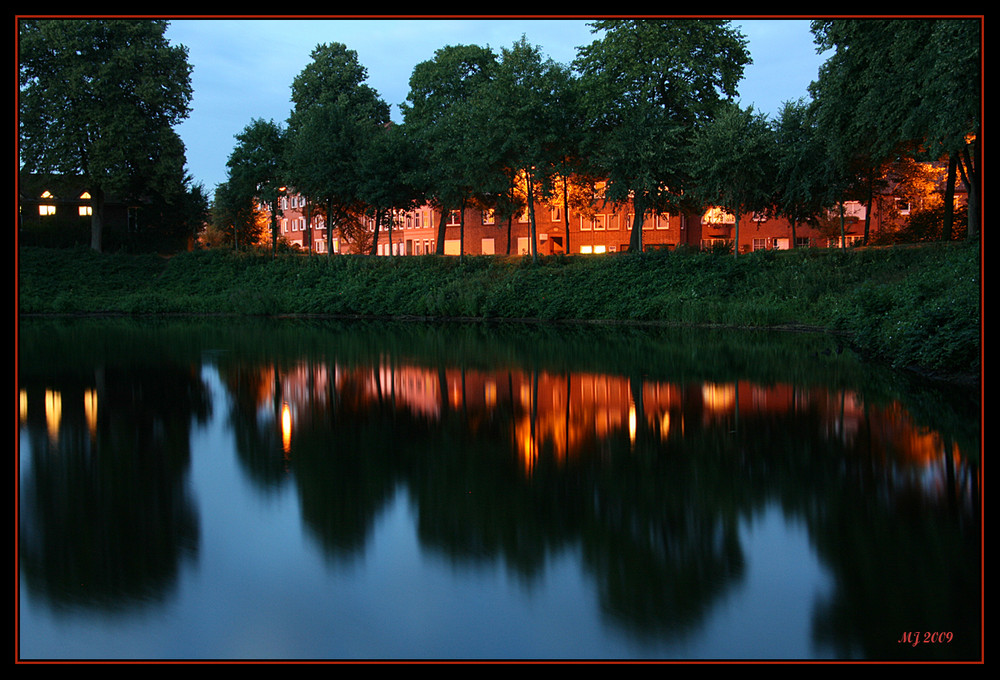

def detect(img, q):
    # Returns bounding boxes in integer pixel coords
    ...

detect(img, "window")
[702,207,735,224]
[656,213,670,230]
[550,206,562,222]
[38,190,56,216]
[448,210,461,226]
[482,209,495,225]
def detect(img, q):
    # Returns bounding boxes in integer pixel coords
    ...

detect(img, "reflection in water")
[17,318,980,660]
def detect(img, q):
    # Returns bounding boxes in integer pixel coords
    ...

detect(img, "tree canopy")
[689,101,776,255]
[285,42,393,254]
[400,43,498,255]
[19,19,194,251]
[573,19,752,252]
[808,18,981,238]
[225,118,286,254]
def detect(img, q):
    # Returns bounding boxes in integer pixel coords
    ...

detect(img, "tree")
[809,19,981,240]
[225,118,287,256]
[19,19,193,252]
[209,179,267,251]
[285,42,391,256]
[689,102,776,256]
[573,19,751,253]
[771,99,833,246]
[355,123,423,256]
[481,37,574,263]
[401,44,498,256]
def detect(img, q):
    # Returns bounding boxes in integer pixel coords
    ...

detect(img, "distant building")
[19,173,137,247]
[268,164,966,256]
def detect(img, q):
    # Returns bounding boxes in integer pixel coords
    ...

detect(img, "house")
[19,173,136,247]
[269,162,966,256]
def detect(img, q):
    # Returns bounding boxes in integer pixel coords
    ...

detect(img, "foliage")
[19,19,194,252]
[284,42,393,256]
[19,241,980,380]
[809,19,981,237]
[400,43,499,255]
[689,101,776,255]
[573,19,752,252]
[771,98,832,235]
[225,118,287,254]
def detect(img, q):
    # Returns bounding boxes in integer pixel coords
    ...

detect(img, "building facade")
[273,195,905,257]
[270,158,965,256]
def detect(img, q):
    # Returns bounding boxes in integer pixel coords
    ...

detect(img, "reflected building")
[231,357,975,507]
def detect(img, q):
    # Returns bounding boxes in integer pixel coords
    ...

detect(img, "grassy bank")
[18,242,981,380]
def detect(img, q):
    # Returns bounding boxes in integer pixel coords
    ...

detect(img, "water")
[17,317,981,661]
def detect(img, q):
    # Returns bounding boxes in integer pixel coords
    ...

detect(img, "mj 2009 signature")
[898,631,953,646]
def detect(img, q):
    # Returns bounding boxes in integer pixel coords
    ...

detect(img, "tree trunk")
[89,186,105,252]
[629,193,645,253]
[270,198,278,256]
[958,142,979,240]
[942,152,957,241]
[733,207,741,257]
[526,169,538,264]
[436,208,448,255]
[369,209,381,256]
[326,198,334,256]
[561,174,570,255]
[839,201,846,248]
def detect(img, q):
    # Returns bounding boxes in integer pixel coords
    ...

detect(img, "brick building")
[272,164,963,256]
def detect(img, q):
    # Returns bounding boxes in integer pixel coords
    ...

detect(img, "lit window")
[38,190,55,216]
[79,206,92,216]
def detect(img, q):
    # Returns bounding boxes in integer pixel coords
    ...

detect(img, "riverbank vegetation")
[18,241,980,381]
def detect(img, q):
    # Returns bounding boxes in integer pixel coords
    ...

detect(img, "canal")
[17,317,981,661]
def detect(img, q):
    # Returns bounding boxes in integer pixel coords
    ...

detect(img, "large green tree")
[225,118,287,256]
[809,19,981,240]
[689,101,776,256]
[573,19,751,253]
[355,123,423,256]
[18,19,193,252]
[771,98,834,247]
[285,42,391,255]
[483,37,574,263]
[400,44,498,256]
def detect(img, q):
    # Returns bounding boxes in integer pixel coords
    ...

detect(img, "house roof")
[18,172,136,206]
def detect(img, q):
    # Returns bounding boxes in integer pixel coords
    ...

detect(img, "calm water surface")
[17,318,981,661]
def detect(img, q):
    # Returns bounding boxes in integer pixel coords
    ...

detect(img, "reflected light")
[20,389,27,423]
[84,388,98,440]
[702,383,735,412]
[281,402,292,454]
[45,389,61,445]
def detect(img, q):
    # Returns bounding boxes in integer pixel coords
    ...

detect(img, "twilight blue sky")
[163,17,830,195]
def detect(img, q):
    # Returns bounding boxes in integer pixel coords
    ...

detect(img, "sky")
[162,17,830,195]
